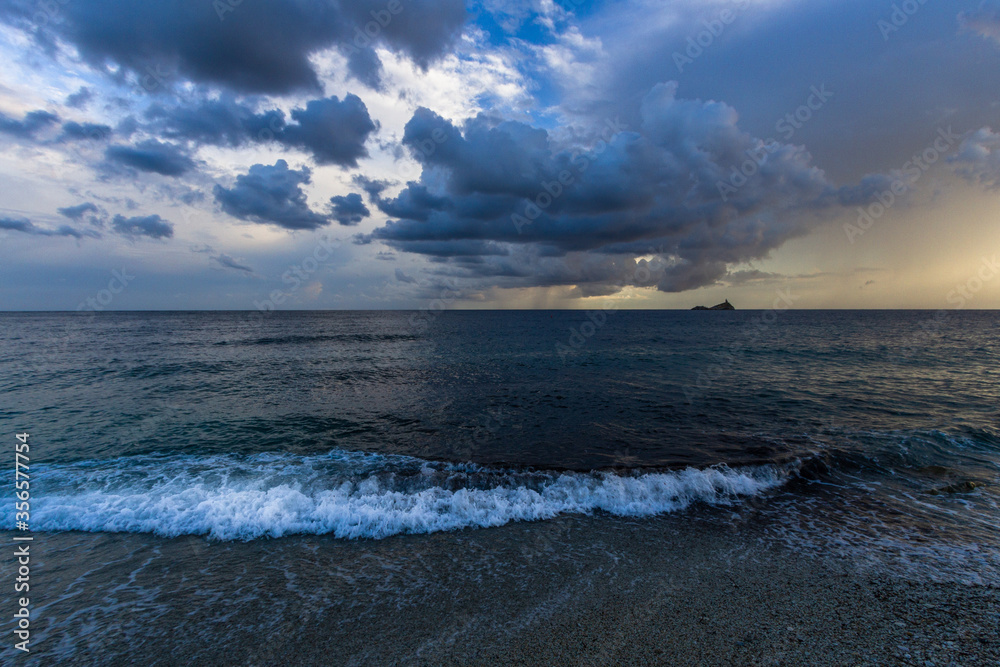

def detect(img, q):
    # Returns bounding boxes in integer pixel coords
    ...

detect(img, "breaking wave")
[8,449,791,540]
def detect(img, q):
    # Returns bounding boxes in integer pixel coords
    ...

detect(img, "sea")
[1,310,998,662]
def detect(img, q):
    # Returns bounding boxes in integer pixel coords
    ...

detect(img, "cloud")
[950,126,1000,187]
[111,214,174,239]
[329,193,371,226]
[57,202,99,220]
[104,140,195,176]
[212,253,255,275]
[959,4,1000,44]
[65,86,93,109]
[723,269,786,286]
[213,160,330,230]
[58,121,113,143]
[0,111,111,144]
[346,46,385,90]
[353,175,394,201]
[394,268,417,283]
[0,110,59,138]
[0,217,36,234]
[0,0,466,95]
[146,98,286,148]
[584,0,999,187]
[0,216,99,239]
[279,95,377,167]
[368,82,887,294]
[146,95,376,167]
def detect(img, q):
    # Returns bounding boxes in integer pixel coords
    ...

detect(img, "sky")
[0,0,999,310]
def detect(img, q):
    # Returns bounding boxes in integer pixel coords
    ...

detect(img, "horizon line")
[2,308,999,314]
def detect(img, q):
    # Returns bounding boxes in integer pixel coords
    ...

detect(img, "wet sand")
[2,508,998,665]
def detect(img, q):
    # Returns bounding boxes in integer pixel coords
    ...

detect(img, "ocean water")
[1,310,999,660]
[3,310,999,541]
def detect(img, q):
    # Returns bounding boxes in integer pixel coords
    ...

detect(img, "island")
[691,299,735,311]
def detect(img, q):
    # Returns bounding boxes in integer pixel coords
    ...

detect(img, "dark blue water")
[1,311,998,558]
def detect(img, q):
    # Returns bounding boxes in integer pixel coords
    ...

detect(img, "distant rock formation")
[691,299,735,311]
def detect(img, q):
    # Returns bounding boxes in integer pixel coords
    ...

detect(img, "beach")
[5,505,998,666]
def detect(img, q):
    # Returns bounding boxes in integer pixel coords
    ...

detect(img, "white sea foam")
[8,450,790,540]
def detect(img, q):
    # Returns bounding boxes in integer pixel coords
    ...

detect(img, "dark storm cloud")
[0,0,466,94]
[340,0,468,68]
[111,214,174,239]
[147,95,376,167]
[586,0,1000,185]
[376,184,451,222]
[368,83,888,294]
[146,98,286,148]
[0,215,99,239]
[58,121,113,142]
[213,160,330,230]
[346,47,385,90]
[104,140,195,176]
[389,240,511,257]
[0,110,59,138]
[329,193,370,226]
[281,95,377,167]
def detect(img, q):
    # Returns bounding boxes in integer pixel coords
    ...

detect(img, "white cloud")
[951,126,1000,187]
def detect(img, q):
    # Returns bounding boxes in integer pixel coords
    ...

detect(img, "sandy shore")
[422,534,1000,666]
[3,508,998,665]
[345,513,1000,667]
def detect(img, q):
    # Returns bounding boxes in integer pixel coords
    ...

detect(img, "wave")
[6,450,791,541]
[215,333,420,347]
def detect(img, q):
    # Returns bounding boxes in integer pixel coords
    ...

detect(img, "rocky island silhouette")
[691,299,735,311]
